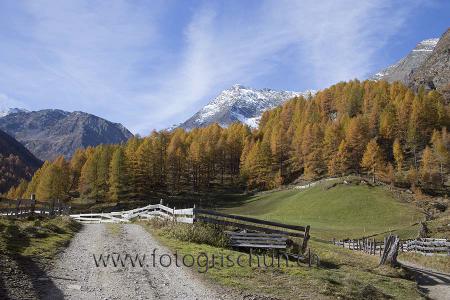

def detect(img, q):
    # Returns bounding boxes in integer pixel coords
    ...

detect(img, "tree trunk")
[379,235,400,267]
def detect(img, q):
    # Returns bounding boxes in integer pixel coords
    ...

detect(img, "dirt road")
[400,261,450,300]
[40,224,232,300]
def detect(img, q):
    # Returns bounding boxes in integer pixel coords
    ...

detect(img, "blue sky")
[0,0,448,134]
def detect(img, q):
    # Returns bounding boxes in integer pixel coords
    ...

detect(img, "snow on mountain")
[0,107,29,118]
[180,84,315,129]
[370,38,439,83]
[408,29,450,102]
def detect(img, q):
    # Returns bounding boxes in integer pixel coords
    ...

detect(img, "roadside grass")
[399,252,450,274]
[396,212,450,274]
[0,216,81,259]
[427,212,450,239]
[371,212,450,241]
[220,182,424,240]
[141,221,422,300]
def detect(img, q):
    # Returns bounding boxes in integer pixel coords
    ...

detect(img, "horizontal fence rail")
[68,203,310,252]
[195,208,310,252]
[333,237,450,256]
[0,196,70,217]
[225,231,288,249]
[69,202,194,224]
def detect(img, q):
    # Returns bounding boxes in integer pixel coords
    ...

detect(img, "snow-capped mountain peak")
[412,38,439,52]
[180,85,315,129]
[370,37,438,82]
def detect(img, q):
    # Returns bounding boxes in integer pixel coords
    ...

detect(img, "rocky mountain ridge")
[0,109,133,161]
[370,38,439,83]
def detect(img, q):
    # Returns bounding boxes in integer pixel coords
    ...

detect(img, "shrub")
[145,218,229,248]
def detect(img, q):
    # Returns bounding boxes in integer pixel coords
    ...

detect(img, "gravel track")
[40,224,233,300]
[400,261,450,300]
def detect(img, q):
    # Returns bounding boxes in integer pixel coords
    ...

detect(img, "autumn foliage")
[6,80,449,201]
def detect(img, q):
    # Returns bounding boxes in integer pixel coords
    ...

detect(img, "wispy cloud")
[0,0,164,126]
[0,0,429,134]
[133,0,421,132]
[0,93,28,111]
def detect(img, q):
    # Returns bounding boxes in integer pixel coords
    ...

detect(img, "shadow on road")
[0,222,65,300]
[401,261,450,299]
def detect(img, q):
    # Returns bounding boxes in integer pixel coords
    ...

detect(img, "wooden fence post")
[49,199,54,216]
[193,204,196,222]
[15,198,21,216]
[30,194,36,216]
[380,235,400,266]
[7,199,11,216]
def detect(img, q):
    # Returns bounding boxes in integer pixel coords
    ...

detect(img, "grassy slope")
[0,216,81,259]
[221,182,424,240]
[142,222,422,300]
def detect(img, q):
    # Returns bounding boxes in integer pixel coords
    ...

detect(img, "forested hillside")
[6,80,449,202]
[0,129,42,194]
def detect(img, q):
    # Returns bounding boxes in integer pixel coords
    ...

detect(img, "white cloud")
[0,0,426,134]
[0,93,28,111]
[130,0,422,133]
[0,0,164,128]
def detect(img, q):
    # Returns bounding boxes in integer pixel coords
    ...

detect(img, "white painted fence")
[70,204,194,224]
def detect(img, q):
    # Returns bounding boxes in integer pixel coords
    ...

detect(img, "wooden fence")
[68,203,310,251]
[0,196,70,217]
[195,209,310,252]
[403,238,450,256]
[69,201,194,224]
[333,237,450,256]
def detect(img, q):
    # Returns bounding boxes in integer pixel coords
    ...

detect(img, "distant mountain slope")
[180,84,314,129]
[0,107,29,118]
[370,38,438,83]
[408,28,450,101]
[0,129,42,194]
[0,109,133,161]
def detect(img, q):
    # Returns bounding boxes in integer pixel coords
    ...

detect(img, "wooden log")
[380,235,400,267]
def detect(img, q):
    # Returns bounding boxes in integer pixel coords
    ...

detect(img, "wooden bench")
[195,209,310,253]
[226,231,288,249]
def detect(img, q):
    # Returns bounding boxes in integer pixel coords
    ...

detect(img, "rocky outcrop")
[408,28,450,101]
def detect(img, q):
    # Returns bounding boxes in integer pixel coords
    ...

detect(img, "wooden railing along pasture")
[69,201,194,224]
[0,196,70,217]
[333,237,450,256]
[68,203,311,252]
[195,209,310,253]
